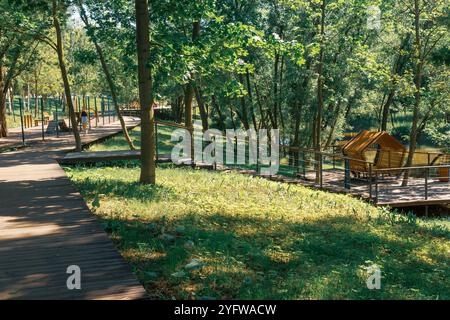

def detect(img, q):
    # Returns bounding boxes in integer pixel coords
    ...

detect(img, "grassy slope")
[66,161,449,300]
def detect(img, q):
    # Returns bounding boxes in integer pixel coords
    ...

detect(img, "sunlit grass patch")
[65,164,450,300]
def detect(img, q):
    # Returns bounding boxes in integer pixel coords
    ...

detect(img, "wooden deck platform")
[223,167,449,208]
[0,118,147,300]
[284,169,450,207]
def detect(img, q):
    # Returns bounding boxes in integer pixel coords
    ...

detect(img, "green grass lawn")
[65,161,450,300]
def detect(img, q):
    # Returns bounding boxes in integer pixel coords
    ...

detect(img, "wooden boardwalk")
[296,169,450,207]
[0,118,147,300]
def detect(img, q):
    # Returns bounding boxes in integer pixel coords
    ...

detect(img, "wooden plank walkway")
[60,150,142,164]
[279,169,450,207]
[0,118,147,300]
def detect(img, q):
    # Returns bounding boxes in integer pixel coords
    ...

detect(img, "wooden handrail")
[374,164,450,172]
[279,145,372,164]
[155,121,188,130]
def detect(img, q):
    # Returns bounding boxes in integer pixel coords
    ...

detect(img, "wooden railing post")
[320,153,323,188]
[94,96,98,127]
[369,163,373,201]
[425,167,429,200]
[344,158,350,189]
[375,170,379,204]
[302,151,306,179]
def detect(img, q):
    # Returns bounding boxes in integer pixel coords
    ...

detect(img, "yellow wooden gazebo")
[342,130,406,173]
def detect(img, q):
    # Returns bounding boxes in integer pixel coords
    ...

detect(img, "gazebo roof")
[342,130,406,155]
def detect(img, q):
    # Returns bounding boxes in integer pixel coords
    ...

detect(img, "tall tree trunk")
[254,80,267,130]
[278,55,286,135]
[314,0,326,183]
[79,3,136,150]
[184,83,194,127]
[238,74,250,130]
[380,92,394,131]
[272,51,280,129]
[403,0,423,186]
[315,0,326,152]
[246,70,258,130]
[211,95,225,131]
[380,35,410,131]
[0,67,7,138]
[194,86,209,132]
[184,21,201,160]
[52,0,82,151]
[135,0,156,184]
[324,99,342,149]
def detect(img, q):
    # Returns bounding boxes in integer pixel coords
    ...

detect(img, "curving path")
[0,118,146,300]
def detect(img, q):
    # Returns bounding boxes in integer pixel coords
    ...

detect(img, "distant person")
[81,110,89,134]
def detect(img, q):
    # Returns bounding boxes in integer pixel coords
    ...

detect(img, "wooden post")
[344,158,351,189]
[94,96,98,127]
[107,97,111,124]
[369,163,373,201]
[375,171,379,204]
[319,153,323,188]
[155,121,159,162]
[302,151,306,179]
[101,96,105,126]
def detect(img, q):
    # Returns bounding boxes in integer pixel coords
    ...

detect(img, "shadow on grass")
[71,176,177,203]
[99,212,449,300]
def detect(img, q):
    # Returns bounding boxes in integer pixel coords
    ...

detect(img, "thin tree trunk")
[135,0,156,184]
[254,80,267,130]
[211,95,225,131]
[194,86,209,132]
[278,55,286,135]
[380,35,410,131]
[403,0,423,186]
[324,99,342,149]
[272,52,280,129]
[238,74,250,130]
[315,0,326,183]
[184,21,200,159]
[0,67,7,138]
[245,70,258,130]
[52,0,82,151]
[78,3,136,150]
[315,0,326,152]
[229,106,237,131]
